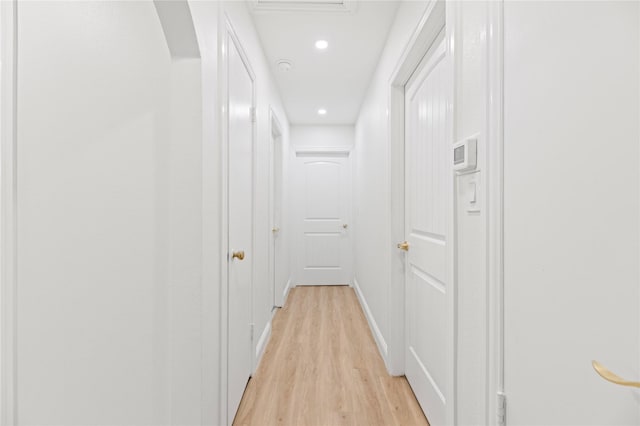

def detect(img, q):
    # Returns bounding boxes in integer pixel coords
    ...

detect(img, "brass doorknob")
[272,227,280,233]
[397,241,409,251]
[592,360,640,387]
[232,251,245,261]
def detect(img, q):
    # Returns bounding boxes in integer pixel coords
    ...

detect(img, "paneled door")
[227,32,254,424]
[293,152,351,285]
[402,36,451,426]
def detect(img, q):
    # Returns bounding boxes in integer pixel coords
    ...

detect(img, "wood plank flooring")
[233,286,429,426]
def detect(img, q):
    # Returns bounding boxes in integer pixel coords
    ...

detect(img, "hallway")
[233,287,428,426]
[1,1,639,425]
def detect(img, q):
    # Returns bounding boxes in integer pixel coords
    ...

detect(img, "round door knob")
[232,250,245,260]
[343,224,348,229]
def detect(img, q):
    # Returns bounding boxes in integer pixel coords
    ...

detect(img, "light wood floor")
[233,286,429,426]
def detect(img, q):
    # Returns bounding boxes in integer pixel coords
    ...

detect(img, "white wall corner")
[352,277,389,364]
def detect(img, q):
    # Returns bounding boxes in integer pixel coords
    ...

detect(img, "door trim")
[486,2,505,425]
[268,106,283,309]
[387,0,454,423]
[294,146,351,155]
[0,2,17,424]
[219,13,256,426]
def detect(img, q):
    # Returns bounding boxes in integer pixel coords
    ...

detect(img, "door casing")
[219,13,256,426]
[268,108,284,308]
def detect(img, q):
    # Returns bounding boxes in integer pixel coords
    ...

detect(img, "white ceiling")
[250,1,400,125]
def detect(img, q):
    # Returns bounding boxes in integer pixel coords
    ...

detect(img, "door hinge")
[250,106,256,123]
[497,392,506,426]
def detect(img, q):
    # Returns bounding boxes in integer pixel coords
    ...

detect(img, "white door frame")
[219,13,256,426]
[387,0,454,423]
[268,107,283,308]
[485,2,505,425]
[0,1,17,425]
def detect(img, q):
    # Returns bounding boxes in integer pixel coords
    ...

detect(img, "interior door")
[503,2,640,424]
[293,152,351,286]
[227,33,253,424]
[402,37,451,426]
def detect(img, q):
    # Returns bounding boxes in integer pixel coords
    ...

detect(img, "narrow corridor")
[233,286,429,426]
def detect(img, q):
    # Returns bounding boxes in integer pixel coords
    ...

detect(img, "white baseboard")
[282,278,292,305]
[254,321,271,372]
[353,277,388,359]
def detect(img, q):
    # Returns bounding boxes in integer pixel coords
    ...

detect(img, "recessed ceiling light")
[315,40,328,50]
[277,59,293,72]
[318,108,327,115]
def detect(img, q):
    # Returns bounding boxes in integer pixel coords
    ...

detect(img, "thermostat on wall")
[453,138,477,172]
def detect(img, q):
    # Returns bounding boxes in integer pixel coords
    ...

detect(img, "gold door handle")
[592,360,640,387]
[232,250,245,261]
[343,224,348,229]
[272,227,280,233]
[397,241,409,251]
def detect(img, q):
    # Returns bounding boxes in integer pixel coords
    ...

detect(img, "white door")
[227,34,253,424]
[293,152,351,285]
[402,37,451,426]
[503,2,640,424]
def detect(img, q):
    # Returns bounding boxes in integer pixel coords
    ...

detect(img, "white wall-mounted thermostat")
[453,138,477,172]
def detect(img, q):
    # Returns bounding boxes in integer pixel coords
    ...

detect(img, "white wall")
[448,1,491,424]
[15,2,204,424]
[353,0,430,371]
[189,3,221,424]
[290,125,354,148]
[13,2,290,425]
[503,2,639,424]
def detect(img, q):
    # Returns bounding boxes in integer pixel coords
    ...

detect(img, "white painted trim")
[282,278,292,306]
[253,321,271,373]
[218,11,230,426]
[199,5,222,426]
[353,277,388,359]
[268,107,284,309]
[294,146,351,155]
[486,2,505,425]
[0,2,17,425]
[387,1,455,424]
[388,0,446,87]
[220,12,257,426]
